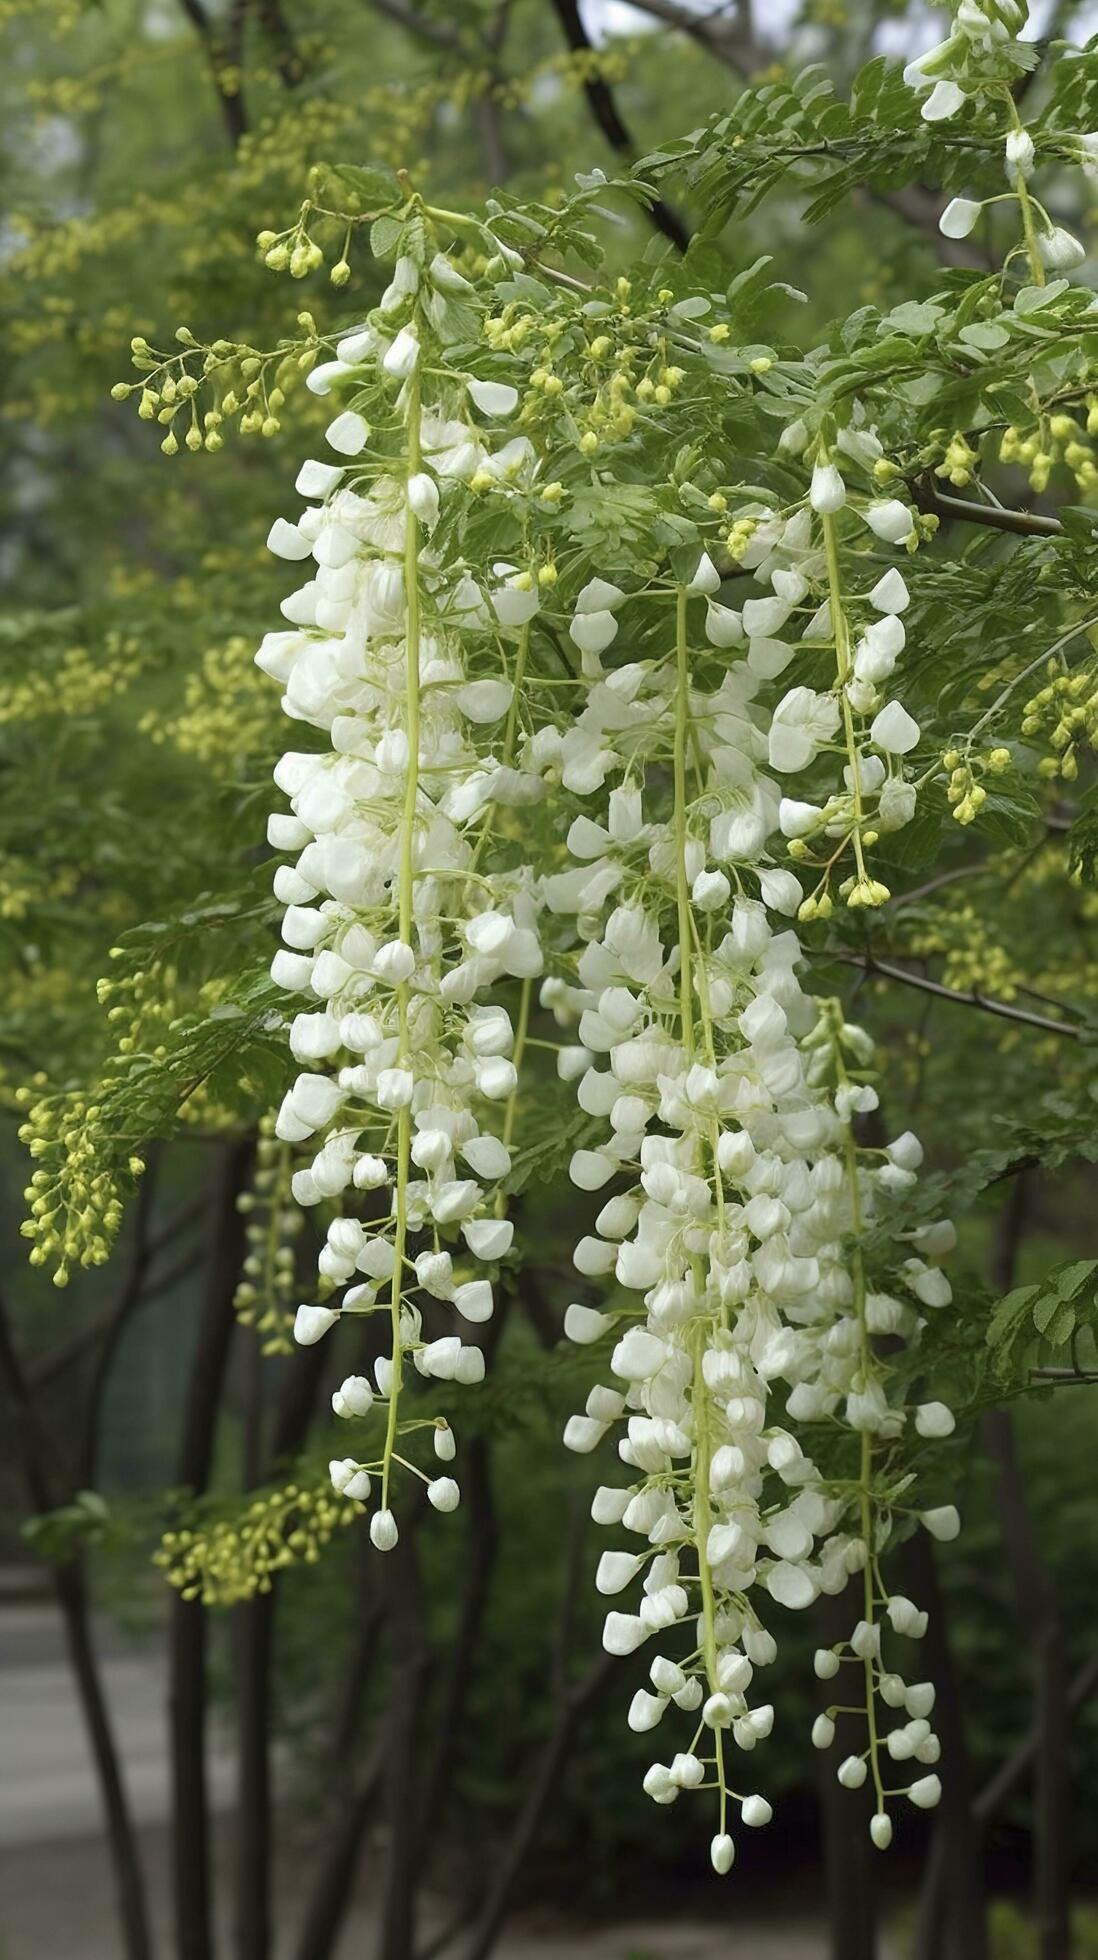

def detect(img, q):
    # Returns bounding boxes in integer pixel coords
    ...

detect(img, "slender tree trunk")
[375,1512,430,1960]
[233,1324,326,1958]
[420,1438,498,1836]
[0,1293,154,1960]
[292,1749,387,1960]
[816,1587,877,1960]
[904,1531,987,1960]
[170,1138,253,1960]
[233,1591,274,1960]
[983,1173,1071,1960]
[460,1653,618,1960]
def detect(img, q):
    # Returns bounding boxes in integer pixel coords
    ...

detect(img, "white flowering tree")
[9,2,1098,1955]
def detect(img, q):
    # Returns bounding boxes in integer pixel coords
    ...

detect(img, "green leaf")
[331,163,402,207]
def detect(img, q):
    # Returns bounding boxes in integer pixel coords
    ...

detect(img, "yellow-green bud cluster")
[17,1083,136,1283]
[154,1477,362,1607]
[233,1118,302,1355]
[1019,662,1098,782]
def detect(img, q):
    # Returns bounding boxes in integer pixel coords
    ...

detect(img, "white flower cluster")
[549,555,955,1868]
[257,259,543,1544]
[681,444,921,917]
[904,0,1029,123]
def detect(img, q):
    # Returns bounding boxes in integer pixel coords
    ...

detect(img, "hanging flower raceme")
[903,0,1030,124]
[258,242,546,1545]
[547,523,955,1869]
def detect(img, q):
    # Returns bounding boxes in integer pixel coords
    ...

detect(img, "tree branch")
[370,0,459,49]
[174,0,249,145]
[831,950,1085,1040]
[0,1292,154,1960]
[614,0,751,69]
[914,475,1063,538]
[548,0,690,251]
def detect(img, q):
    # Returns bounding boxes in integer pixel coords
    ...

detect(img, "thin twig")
[830,949,1085,1040]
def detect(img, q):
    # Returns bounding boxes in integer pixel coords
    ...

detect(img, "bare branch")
[174,0,249,145]
[370,0,460,49]
[915,475,1063,538]
[548,0,691,251]
[613,0,751,69]
[831,950,1085,1041]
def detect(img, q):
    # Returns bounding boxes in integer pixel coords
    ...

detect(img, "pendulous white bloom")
[259,242,548,1543]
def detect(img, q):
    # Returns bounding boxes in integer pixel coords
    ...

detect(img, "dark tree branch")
[457,1651,620,1960]
[0,1292,154,1960]
[905,1533,987,1960]
[547,0,690,251]
[816,1586,877,1960]
[174,0,249,145]
[255,0,306,87]
[291,1548,386,1960]
[30,1194,206,1390]
[614,0,751,68]
[77,1149,163,1486]
[169,1138,254,1960]
[830,950,1084,1041]
[914,475,1063,538]
[982,1177,1071,1960]
[419,1434,498,1833]
[376,1501,431,1960]
[370,0,459,49]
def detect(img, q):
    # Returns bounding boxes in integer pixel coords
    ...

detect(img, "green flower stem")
[830,1001,886,1821]
[381,365,422,1512]
[675,585,727,1822]
[1006,98,1046,288]
[821,508,869,890]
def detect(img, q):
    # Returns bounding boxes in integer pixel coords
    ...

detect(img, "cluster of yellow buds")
[17,1082,136,1283]
[255,199,333,281]
[842,874,892,909]
[110,318,320,454]
[0,633,147,727]
[941,744,1008,824]
[934,431,979,487]
[724,515,759,562]
[999,405,1098,493]
[155,1478,362,1607]
[233,1120,303,1355]
[498,277,698,457]
[1020,663,1098,781]
[139,636,278,768]
[483,303,537,356]
[909,903,1021,1002]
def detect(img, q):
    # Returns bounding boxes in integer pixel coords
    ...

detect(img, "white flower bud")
[370,1509,399,1551]
[710,1833,735,1875]
[427,1477,460,1513]
[921,1505,960,1542]
[810,461,846,513]
[741,1795,772,1828]
[939,196,982,239]
[294,1304,338,1346]
[811,1714,835,1750]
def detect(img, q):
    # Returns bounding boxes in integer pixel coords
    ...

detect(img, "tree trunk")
[375,1512,430,1960]
[233,1591,274,1960]
[0,1292,154,1960]
[169,1138,253,1960]
[983,1173,1071,1960]
[904,1531,987,1960]
[816,1587,877,1960]
[233,1322,327,1958]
